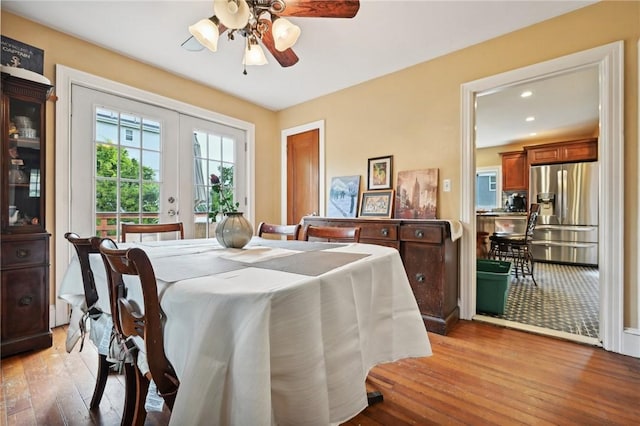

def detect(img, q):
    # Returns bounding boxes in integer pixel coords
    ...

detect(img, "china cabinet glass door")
[6,96,44,231]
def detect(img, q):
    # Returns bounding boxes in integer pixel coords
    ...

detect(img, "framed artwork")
[367,155,393,190]
[395,168,439,219]
[359,189,394,218]
[327,175,361,218]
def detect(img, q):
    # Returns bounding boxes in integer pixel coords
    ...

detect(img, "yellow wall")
[2,1,638,325]
[277,1,639,325]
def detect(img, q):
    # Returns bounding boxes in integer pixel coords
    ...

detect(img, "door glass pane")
[193,130,241,238]
[8,97,43,229]
[94,108,162,241]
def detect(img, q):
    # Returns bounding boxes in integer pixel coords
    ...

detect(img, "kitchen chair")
[121,222,184,243]
[99,239,179,425]
[301,224,361,242]
[63,233,111,409]
[489,204,541,285]
[65,234,137,424]
[256,222,301,240]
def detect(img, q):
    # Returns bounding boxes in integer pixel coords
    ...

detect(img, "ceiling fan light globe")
[214,0,250,29]
[243,43,269,66]
[189,19,220,52]
[272,17,301,52]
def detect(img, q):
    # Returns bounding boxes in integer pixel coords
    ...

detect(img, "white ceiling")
[2,0,600,147]
[475,65,600,148]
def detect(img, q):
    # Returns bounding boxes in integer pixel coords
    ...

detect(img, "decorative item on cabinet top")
[359,190,394,218]
[327,175,360,218]
[367,155,393,190]
[395,168,439,219]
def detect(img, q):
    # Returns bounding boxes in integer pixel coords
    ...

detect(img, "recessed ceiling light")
[525,116,535,122]
[521,91,533,98]
[529,132,537,136]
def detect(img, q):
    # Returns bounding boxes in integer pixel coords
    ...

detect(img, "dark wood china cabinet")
[1,72,53,357]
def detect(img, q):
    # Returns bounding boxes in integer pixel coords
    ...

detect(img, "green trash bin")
[476,259,512,314]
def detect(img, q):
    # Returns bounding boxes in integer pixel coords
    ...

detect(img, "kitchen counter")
[476,211,528,217]
[477,214,527,238]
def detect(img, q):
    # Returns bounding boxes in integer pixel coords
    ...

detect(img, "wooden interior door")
[287,129,319,224]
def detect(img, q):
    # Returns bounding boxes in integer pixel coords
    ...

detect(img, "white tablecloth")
[58,238,431,425]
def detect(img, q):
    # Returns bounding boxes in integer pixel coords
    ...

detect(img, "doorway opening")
[460,42,624,352]
[473,67,600,342]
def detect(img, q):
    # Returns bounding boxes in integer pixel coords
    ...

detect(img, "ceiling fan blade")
[181,36,205,52]
[279,0,360,18]
[260,20,299,67]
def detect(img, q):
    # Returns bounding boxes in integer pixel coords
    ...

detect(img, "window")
[476,167,501,211]
[95,107,162,238]
[189,117,246,239]
[193,131,238,218]
[29,169,40,197]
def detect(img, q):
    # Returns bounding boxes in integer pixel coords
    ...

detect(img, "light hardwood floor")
[2,321,639,425]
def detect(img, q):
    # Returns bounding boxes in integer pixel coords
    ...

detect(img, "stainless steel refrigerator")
[529,162,599,266]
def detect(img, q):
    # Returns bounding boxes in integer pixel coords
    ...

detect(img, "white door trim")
[280,120,325,224]
[460,41,629,355]
[54,65,255,326]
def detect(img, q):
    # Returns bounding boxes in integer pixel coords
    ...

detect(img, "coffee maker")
[505,193,527,212]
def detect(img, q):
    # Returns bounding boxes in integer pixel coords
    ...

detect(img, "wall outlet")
[443,179,451,192]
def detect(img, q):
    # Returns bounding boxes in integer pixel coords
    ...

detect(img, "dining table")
[58,237,432,425]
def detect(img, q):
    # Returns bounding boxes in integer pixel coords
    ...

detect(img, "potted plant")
[209,171,252,248]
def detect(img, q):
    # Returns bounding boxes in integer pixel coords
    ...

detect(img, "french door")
[70,85,247,241]
[71,85,180,241]
[180,114,247,239]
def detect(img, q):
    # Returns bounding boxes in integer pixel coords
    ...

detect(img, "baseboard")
[622,328,640,358]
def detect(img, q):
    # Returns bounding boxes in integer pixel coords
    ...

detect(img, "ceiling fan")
[183,0,360,72]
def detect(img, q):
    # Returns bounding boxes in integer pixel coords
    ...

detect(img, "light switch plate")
[443,179,451,192]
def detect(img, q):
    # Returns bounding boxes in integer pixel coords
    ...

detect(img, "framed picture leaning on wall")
[367,155,393,190]
[359,189,395,218]
[395,168,439,219]
[327,175,361,218]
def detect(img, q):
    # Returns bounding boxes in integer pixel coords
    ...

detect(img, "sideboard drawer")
[1,239,47,268]
[399,224,443,244]
[358,222,398,241]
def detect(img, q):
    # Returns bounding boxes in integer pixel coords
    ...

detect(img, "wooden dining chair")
[301,224,361,242]
[256,221,301,240]
[121,222,184,242]
[489,203,541,284]
[63,232,111,409]
[65,234,140,424]
[99,239,179,425]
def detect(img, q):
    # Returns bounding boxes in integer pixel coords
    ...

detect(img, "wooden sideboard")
[302,217,459,335]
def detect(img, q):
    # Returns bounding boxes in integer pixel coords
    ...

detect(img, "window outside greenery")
[94,108,161,238]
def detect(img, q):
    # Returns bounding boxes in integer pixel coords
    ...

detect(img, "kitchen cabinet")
[500,151,527,191]
[302,217,459,334]
[527,138,597,165]
[1,72,53,357]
